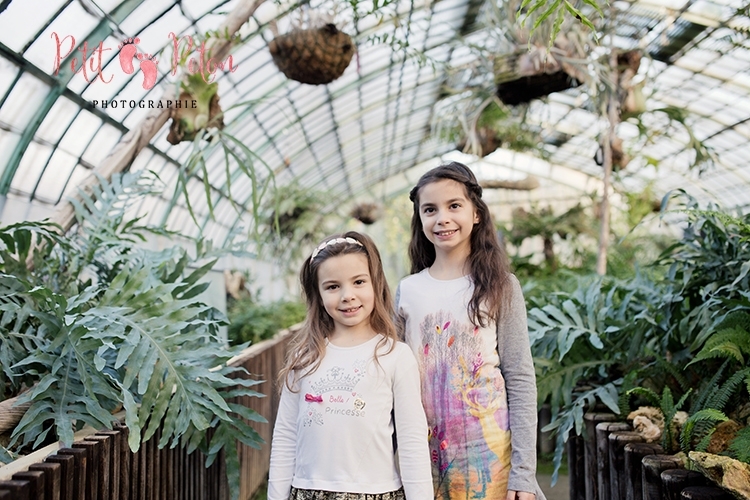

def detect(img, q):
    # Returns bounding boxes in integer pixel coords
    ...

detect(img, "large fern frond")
[679,409,728,453]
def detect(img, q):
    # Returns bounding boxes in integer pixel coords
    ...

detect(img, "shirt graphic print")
[418,310,511,499]
[302,360,368,427]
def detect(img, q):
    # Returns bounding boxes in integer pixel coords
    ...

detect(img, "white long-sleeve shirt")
[268,335,433,500]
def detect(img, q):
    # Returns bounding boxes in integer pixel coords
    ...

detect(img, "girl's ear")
[474,210,480,224]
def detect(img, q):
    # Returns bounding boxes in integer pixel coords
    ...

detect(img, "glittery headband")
[311,237,363,259]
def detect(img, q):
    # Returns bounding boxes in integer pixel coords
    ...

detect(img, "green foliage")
[517,0,602,46]
[260,182,332,273]
[689,312,750,366]
[628,107,718,173]
[541,382,619,483]
[227,296,306,346]
[0,172,264,500]
[727,426,750,464]
[531,194,750,479]
[680,409,728,453]
[171,125,276,244]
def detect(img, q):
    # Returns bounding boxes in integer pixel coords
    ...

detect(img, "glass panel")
[0,0,68,52]
[34,148,78,203]
[10,141,53,196]
[24,2,99,75]
[81,124,123,167]
[0,58,19,100]
[58,111,103,157]
[0,73,51,129]
[36,97,79,144]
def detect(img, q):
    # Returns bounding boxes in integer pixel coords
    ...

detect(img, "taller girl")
[396,162,545,500]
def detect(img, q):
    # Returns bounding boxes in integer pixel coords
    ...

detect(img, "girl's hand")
[506,491,535,500]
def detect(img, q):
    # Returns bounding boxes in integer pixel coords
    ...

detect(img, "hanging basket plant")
[350,202,382,225]
[268,18,355,85]
[167,72,225,145]
[494,34,587,106]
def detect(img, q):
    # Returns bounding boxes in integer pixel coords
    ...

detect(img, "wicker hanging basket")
[268,23,355,85]
[350,202,382,225]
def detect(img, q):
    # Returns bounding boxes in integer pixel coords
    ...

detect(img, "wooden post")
[584,412,616,500]
[567,431,586,500]
[0,481,30,500]
[662,469,708,500]
[596,422,630,500]
[10,471,43,500]
[679,486,734,499]
[57,448,89,500]
[538,404,554,454]
[27,463,60,500]
[642,455,683,500]
[624,442,663,500]
[45,454,75,500]
[608,431,644,500]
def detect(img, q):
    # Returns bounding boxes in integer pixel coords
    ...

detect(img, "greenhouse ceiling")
[0,0,748,245]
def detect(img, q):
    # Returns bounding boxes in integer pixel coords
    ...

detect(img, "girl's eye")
[326,284,339,290]
[354,279,366,285]
[423,207,435,214]
[451,203,461,209]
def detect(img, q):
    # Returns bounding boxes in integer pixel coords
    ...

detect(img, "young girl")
[396,163,545,500]
[269,231,433,500]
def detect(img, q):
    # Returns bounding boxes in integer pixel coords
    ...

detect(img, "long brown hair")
[408,161,511,327]
[278,231,396,392]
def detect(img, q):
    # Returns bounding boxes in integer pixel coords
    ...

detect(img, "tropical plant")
[0,172,264,499]
[528,271,664,479]
[530,193,750,480]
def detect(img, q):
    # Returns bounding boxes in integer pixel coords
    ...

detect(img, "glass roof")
[0,0,748,244]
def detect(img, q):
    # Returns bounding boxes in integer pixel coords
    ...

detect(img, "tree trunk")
[596,6,620,276]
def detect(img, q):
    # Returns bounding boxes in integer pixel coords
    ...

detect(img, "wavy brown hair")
[408,162,511,327]
[278,231,396,392]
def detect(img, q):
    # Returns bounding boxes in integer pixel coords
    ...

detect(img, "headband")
[311,237,363,260]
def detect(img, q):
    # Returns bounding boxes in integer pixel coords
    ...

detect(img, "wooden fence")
[0,328,295,500]
[228,328,294,500]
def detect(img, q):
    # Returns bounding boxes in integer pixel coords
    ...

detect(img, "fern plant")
[0,172,264,500]
[727,426,750,464]
[625,386,692,453]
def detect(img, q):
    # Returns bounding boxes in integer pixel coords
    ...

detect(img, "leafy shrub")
[529,193,750,479]
[228,296,306,346]
[0,173,263,499]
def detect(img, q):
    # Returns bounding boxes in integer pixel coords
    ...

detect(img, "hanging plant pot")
[268,24,355,85]
[167,73,225,145]
[456,127,499,157]
[494,46,581,105]
[350,202,382,225]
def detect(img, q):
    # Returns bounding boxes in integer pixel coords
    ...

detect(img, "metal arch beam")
[0,0,147,195]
